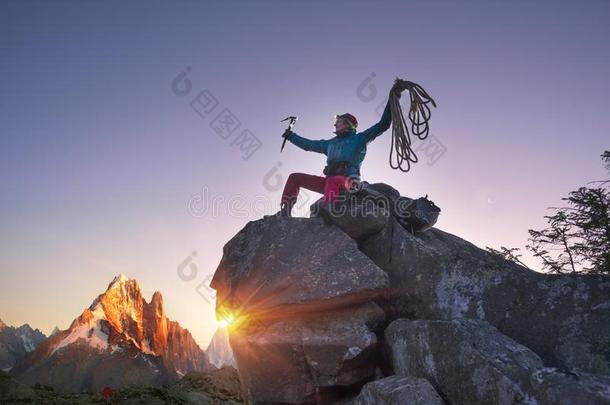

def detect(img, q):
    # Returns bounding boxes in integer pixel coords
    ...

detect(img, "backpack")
[359,183,441,233]
[394,195,441,233]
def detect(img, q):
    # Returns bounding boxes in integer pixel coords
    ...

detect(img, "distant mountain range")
[0,320,46,371]
[8,274,213,393]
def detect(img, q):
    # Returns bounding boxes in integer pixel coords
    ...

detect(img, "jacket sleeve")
[359,97,392,144]
[286,132,329,154]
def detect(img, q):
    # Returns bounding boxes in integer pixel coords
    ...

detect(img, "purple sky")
[1,0,608,348]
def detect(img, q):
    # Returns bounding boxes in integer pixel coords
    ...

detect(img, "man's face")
[334,118,350,135]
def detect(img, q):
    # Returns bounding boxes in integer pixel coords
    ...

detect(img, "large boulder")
[229,302,385,404]
[210,216,391,404]
[361,215,610,375]
[385,318,543,404]
[307,182,609,374]
[384,318,610,404]
[210,216,389,323]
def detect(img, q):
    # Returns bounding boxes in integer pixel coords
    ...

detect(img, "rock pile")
[210,183,610,404]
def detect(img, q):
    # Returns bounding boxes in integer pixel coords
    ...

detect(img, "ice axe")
[280,115,298,152]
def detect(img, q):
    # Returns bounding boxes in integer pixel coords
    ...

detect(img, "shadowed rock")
[385,318,610,404]
[210,182,610,404]
[310,196,390,241]
[530,367,610,404]
[229,302,385,404]
[362,215,610,374]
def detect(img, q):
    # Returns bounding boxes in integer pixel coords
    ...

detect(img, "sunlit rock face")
[210,216,390,322]
[10,275,211,393]
[211,216,390,403]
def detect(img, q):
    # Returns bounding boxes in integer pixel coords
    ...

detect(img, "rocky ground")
[210,182,610,404]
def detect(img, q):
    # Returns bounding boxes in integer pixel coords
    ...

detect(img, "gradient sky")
[1,0,608,349]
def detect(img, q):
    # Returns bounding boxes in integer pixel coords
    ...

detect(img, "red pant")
[281,172,352,207]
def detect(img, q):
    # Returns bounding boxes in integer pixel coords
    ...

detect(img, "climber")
[271,82,403,217]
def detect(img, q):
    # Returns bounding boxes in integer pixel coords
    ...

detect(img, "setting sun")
[217,313,236,328]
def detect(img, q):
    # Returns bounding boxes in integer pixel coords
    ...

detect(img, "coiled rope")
[389,78,437,172]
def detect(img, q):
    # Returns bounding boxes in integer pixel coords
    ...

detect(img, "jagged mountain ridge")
[0,319,46,371]
[10,274,211,393]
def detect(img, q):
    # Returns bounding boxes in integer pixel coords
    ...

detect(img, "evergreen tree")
[525,151,610,274]
[485,246,530,270]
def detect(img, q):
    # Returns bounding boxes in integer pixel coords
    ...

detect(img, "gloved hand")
[391,83,402,98]
[282,129,294,138]
[391,78,409,98]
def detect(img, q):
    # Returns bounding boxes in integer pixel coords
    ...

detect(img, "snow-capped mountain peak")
[15,324,45,352]
[107,273,133,289]
[11,275,211,393]
[0,321,46,371]
[205,327,236,369]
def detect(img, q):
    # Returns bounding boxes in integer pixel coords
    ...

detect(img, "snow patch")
[18,333,36,352]
[141,338,155,355]
[140,354,160,374]
[109,274,131,289]
[51,303,109,355]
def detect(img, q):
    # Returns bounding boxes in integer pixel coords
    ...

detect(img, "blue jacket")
[286,98,392,177]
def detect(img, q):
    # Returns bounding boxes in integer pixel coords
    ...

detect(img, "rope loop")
[389,78,437,172]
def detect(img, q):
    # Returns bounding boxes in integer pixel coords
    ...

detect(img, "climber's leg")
[323,175,349,203]
[281,172,326,210]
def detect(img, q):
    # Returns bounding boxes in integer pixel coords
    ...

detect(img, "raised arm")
[359,96,392,144]
[285,131,329,154]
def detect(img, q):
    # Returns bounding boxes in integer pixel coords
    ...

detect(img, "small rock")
[352,375,445,405]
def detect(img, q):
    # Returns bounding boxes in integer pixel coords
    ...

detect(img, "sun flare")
[216,312,237,328]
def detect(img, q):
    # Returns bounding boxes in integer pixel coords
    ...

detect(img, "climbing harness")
[389,78,437,172]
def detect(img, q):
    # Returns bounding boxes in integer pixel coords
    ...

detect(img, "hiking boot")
[264,202,292,218]
[278,202,292,217]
